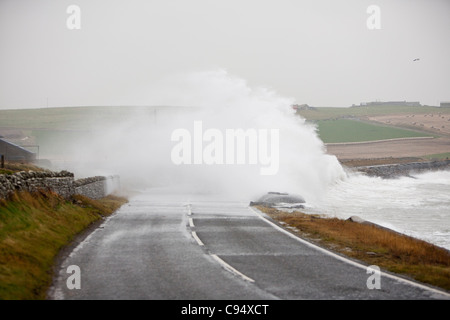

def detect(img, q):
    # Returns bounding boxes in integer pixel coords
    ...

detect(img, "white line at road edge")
[191,231,204,246]
[249,207,450,299]
[211,254,255,283]
[187,213,255,284]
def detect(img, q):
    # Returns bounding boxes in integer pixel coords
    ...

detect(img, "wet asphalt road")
[48,189,450,300]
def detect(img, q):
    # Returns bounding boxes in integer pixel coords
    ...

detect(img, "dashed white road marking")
[187,204,192,216]
[188,217,195,228]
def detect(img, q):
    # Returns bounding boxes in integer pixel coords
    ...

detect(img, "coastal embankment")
[354,159,450,178]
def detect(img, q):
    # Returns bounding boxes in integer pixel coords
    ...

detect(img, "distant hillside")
[0,106,173,159]
[0,106,162,131]
[296,104,450,121]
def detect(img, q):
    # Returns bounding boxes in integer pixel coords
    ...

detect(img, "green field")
[1,104,449,129]
[314,119,433,143]
[0,106,144,130]
[0,104,445,151]
[295,104,449,144]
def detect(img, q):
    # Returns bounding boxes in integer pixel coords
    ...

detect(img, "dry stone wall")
[0,170,120,200]
[74,176,120,200]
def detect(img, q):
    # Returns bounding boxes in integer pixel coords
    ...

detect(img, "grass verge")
[339,157,427,167]
[0,190,127,300]
[421,152,450,161]
[0,162,50,175]
[256,206,450,292]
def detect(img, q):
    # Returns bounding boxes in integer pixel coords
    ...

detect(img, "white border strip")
[211,254,255,283]
[191,231,204,246]
[249,206,450,298]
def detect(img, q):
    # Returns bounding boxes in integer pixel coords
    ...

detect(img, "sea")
[304,169,450,251]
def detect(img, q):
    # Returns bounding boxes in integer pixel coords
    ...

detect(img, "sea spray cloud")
[64,69,346,202]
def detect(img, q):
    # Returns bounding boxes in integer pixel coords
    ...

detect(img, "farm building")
[292,104,315,111]
[0,138,36,162]
[359,101,422,107]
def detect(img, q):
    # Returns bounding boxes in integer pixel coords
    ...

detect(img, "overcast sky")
[1,0,449,109]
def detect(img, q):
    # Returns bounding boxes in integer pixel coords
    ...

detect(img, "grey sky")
[0,0,449,109]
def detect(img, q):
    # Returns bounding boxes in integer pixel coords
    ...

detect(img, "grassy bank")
[257,206,450,292]
[0,190,127,300]
[339,157,427,167]
[421,152,450,160]
[0,162,49,175]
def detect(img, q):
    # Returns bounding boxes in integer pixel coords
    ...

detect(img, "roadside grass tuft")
[0,190,127,300]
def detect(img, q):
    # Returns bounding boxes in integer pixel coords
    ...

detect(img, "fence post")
[1,155,4,168]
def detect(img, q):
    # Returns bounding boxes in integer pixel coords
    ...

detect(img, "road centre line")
[187,204,192,216]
